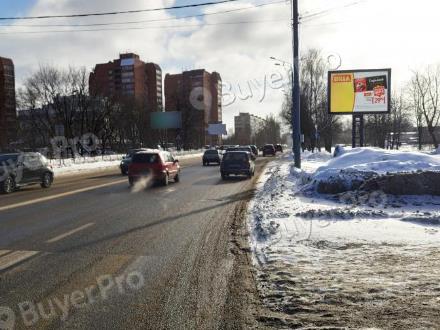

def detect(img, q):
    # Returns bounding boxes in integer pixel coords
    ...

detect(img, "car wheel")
[174,172,180,183]
[207,162,210,166]
[162,173,169,186]
[41,172,53,188]
[221,172,228,180]
[203,161,206,166]
[1,176,15,194]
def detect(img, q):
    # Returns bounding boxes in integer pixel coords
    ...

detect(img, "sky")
[1,0,440,132]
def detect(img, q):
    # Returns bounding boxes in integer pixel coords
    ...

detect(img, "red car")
[128,150,180,186]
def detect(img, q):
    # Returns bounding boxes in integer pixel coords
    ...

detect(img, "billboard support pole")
[292,0,301,168]
[352,114,365,148]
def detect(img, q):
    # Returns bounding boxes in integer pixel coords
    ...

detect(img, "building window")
[121,77,134,84]
[121,71,134,78]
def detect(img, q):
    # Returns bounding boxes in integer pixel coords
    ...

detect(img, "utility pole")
[292,0,301,168]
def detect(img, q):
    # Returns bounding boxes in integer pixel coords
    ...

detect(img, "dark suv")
[220,151,255,179]
[263,144,276,157]
[202,149,221,166]
[0,152,54,194]
[226,146,256,160]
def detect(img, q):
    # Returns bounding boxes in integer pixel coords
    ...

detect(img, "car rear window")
[205,150,218,155]
[0,154,18,164]
[224,152,248,161]
[132,153,159,164]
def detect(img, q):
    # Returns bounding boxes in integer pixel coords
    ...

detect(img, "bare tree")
[281,48,341,152]
[388,92,412,149]
[408,78,424,150]
[409,66,440,148]
[18,64,88,141]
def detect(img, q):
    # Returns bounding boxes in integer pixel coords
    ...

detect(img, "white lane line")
[0,250,39,271]
[163,187,176,194]
[0,179,127,213]
[0,250,11,257]
[46,222,95,244]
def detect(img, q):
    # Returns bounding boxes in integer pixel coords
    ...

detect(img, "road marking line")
[164,187,176,194]
[0,250,11,257]
[46,222,95,243]
[0,179,127,213]
[0,250,39,271]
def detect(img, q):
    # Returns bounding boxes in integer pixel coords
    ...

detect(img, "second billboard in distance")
[328,69,391,114]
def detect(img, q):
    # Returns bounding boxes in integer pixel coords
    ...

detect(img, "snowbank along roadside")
[248,150,440,329]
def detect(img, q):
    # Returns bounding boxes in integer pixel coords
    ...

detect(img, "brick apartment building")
[0,56,17,151]
[89,53,163,146]
[234,112,266,145]
[164,69,222,148]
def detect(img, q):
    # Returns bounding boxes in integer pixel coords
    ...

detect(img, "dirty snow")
[249,151,440,329]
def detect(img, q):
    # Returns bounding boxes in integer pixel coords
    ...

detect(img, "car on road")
[220,151,255,179]
[202,149,222,166]
[120,148,147,175]
[226,146,256,160]
[250,145,259,157]
[262,144,276,157]
[128,150,180,186]
[275,144,284,153]
[0,152,54,194]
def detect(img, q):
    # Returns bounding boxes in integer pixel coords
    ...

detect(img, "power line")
[0,0,244,21]
[0,1,285,28]
[0,19,290,35]
[300,0,366,23]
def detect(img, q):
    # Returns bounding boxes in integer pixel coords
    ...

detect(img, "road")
[0,156,270,329]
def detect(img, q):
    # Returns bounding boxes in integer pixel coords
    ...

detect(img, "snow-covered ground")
[50,150,203,177]
[249,150,440,329]
[315,146,440,182]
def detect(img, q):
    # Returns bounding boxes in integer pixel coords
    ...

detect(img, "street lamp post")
[270,52,300,168]
[291,0,301,168]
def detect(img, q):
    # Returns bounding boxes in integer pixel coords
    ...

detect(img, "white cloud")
[1,0,440,131]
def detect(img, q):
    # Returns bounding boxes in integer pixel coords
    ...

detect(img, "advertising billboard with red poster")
[328,69,391,114]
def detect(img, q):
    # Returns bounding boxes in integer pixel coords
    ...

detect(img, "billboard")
[328,69,391,114]
[207,123,227,135]
[151,111,182,129]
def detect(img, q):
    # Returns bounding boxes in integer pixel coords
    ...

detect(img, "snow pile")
[52,159,123,176]
[316,147,440,179]
[312,148,440,194]
[248,154,440,329]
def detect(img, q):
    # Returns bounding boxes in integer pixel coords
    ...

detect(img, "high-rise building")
[0,56,17,151]
[89,53,163,111]
[89,53,163,146]
[165,69,222,148]
[234,112,266,145]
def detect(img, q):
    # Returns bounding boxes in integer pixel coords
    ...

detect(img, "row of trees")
[362,67,440,150]
[17,65,158,154]
[281,49,342,152]
[281,49,440,151]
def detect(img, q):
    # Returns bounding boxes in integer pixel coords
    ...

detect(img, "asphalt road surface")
[0,156,270,329]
